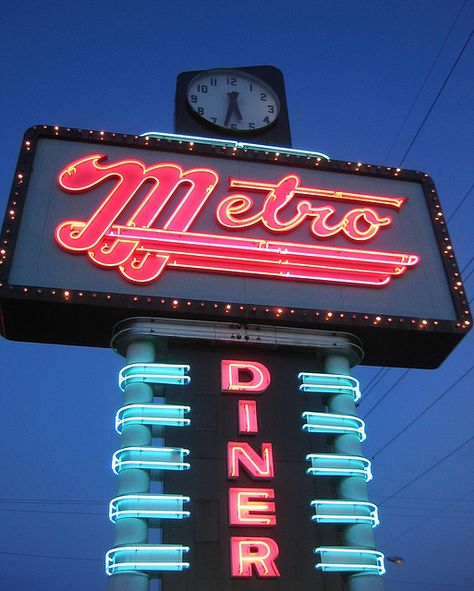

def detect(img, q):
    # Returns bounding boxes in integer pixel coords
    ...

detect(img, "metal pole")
[324,353,384,591]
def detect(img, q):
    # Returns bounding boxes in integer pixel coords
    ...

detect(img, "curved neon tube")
[109,494,190,522]
[112,447,190,474]
[310,500,379,527]
[105,545,190,575]
[298,372,361,401]
[314,547,385,575]
[302,411,366,441]
[306,453,372,482]
[119,363,190,390]
[115,404,191,433]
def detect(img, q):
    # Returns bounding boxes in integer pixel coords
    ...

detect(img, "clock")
[175,65,292,147]
[186,69,280,132]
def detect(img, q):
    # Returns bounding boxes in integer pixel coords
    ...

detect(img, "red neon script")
[55,154,420,287]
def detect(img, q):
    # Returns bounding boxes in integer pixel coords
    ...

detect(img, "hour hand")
[224,91,243,126]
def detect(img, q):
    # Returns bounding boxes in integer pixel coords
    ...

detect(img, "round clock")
[186,69,280,132]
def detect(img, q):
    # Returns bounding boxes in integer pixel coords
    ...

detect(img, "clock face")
[186,69,280,132]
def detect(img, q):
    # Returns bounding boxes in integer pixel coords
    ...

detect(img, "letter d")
[221,360,271,393]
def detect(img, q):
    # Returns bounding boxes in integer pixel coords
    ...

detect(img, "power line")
[0,498,106,505]
[461,255,474,274]
[372,363,474,458]
[384,0,468,163]
[0,550,101,563]
[462,266,474,283]
[447,182,474,223]
[359,367,392,403]
[399,27,473,166]
[0,508,104,516]
[362,369,410,419]
[378,435,474,507]
[381,487,474,547]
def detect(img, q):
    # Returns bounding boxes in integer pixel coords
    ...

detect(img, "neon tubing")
[112,447,190,474]
[105,545,190,575]
[314,547,385,575]
[298,373,361,401]
[109,494,190,522]
[115,404,191,434]
[306,454,372,481]
[229,177,405,209]
[310,500,379,527]
[119,363,190,390]
[140,131,331,160]
[302,411,366,441]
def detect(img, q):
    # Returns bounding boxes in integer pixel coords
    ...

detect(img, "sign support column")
[324,352,384,591]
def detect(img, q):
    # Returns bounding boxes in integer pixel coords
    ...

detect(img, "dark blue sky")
[0,2,473,590]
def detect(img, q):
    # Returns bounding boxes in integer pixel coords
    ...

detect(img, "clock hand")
[224,91,243,126]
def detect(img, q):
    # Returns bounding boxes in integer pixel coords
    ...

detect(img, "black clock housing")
[175,65,292,147]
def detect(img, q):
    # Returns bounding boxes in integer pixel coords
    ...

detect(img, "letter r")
[230,536,280,577]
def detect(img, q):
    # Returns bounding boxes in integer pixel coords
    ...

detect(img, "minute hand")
[224,91,243,126]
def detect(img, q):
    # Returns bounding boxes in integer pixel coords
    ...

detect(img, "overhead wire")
[447,182,474,223]
[371,363,474,458]
[0,550,101,562]
[362,370,410,419]
[378,434,474,507]
[383,0,468,163]
[380,486,474,547]
[398,27,473,166]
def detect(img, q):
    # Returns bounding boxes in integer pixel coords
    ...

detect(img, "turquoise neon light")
[109,494,190,522]
[310,500,379,527]
[112,447,190,474]
[105,545,190,575]
[298,373,361,401]
[306,453,372,481]
[119,363,190,390]
[140,131,331,160]
[302,411,366,441]
[314,547,385,575]
[115,404,191,434]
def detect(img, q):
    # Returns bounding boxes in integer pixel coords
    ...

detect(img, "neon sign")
[55,155,420,287]
[222,359,281,579]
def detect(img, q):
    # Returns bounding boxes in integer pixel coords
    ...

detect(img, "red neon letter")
[239,400,258,434]
[221,360,271,393]
[230,536,280,577]
[228,442,274,479]
[229,488,276,526]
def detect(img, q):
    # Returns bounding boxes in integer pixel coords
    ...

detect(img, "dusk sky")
[0,2,473,590]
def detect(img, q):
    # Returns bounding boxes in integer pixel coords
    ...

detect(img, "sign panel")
[159,342,345,591]
[0,126,470,366]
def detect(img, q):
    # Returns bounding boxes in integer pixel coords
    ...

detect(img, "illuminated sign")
[0,126,470,367]
[55,154,418,287]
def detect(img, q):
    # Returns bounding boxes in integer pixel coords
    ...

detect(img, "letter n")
[228,442,274,479]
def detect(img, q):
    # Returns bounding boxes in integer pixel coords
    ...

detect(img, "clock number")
[198,107,204,115]
[190,94,197,104]
[260,92,267,101]
[197,84,208,93]
[211,117,217,123]
[210,77,217,86]
[267,105,275,113]
[226,77,237,86]
[249,122,255,129]
[263,116,271,124]
[249,83,253,91]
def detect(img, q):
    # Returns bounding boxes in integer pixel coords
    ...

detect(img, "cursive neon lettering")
[55,155,420,287]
